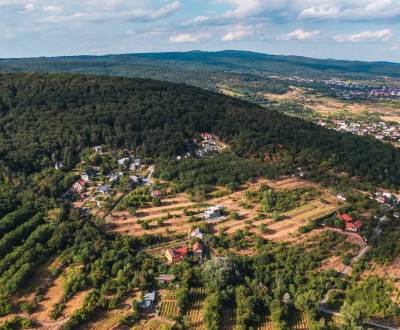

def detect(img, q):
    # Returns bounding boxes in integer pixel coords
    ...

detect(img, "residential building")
[72,180,86,193]
[139,291,156,309]
[204,205,224,220]
[190,228,204,240]
[165,246,188,263]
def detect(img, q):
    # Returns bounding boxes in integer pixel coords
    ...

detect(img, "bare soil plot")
[265,89,400,123]
[30,275,64,323]
[63,290,90,318]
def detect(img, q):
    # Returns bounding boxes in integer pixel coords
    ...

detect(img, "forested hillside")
[2,51,400,79]
[0,72,399,188]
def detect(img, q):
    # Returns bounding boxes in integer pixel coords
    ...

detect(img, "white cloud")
[42,5,61,13]
[169,33,209,43]
[124,1,181,22]
[23,2,34,12]
[38,1,181,23]
[299,6,340,19]
[334,29,394,42]
[279,28,321,40]
[222,26,254,41]
[183,0,400,27]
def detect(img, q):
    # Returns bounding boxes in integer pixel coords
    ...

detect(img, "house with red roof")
[201,133,212,140]
[165,246,189,263]
[336,212,353,223]
[345,220,364,232]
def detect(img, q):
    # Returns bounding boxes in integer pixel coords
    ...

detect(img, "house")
[192,241,204,257]
[190,228,204,240]
[130,175,142,184]
[165,246,188,263]
[81,168,96,182]
[345,220,364,232]
[97,185,110,195]
[55,162,64,170]
[156,274,176,284]
[201,133,212,140]
[72,180,86,193]
[336,194,347,201]
[204,205,224,220]
[336,212,353,223]
[151,189,162,198]
[118,157,130,167]
[129,158,141,171]
[109,172,123,183]
[139,291,156,309]
[93,146,103,154]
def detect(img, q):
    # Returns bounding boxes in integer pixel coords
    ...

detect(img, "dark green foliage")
[0,73,400,190]
[0,206,35,236]
[246,186,319,213]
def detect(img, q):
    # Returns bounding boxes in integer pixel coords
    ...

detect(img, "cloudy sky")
[1,0,400,61]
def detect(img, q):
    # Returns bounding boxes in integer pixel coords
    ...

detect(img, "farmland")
[105,176,339,246]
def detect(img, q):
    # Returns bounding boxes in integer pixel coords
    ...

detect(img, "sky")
[1,0,400,61]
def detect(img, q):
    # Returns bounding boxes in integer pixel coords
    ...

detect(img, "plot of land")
[264,89,400,123]
[106,177,338,245]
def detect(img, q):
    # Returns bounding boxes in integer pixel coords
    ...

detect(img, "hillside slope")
[0,72,399,188]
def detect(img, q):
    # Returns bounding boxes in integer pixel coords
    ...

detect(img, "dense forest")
[1,73,400,188]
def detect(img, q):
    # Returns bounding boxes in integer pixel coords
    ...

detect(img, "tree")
[340,300,368,330]
[176,286,190,312]
[204,291,222,330]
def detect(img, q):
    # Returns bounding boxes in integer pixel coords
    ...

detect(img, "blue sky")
[1,0,400,61]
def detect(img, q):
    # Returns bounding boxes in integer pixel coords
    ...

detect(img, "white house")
[190,228,204,240]
[204,205,224,220]
[118,157,130,167]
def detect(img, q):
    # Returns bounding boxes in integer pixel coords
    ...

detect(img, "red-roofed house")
[337,212,353,223]
[201,133,212,140]
[346,220,364,232]
[165,246,188,263]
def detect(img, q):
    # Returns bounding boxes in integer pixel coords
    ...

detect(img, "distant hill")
[1,50,400,81]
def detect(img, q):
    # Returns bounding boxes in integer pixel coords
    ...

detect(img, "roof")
[193,241,203,253]
[167,246,188,257]
[151,189,162,197]
[191,228,203,236]
[97,185,109,193]
[337,213,353,222]
[346,220,364,230]
[156,274,176,282]
[143,291,156,302]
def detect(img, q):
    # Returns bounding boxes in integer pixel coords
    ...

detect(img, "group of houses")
[372,191,399,207]
[317,119,400,145]
[336,212,364,232]
[165,228,206,264]
[195,133,221,158]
